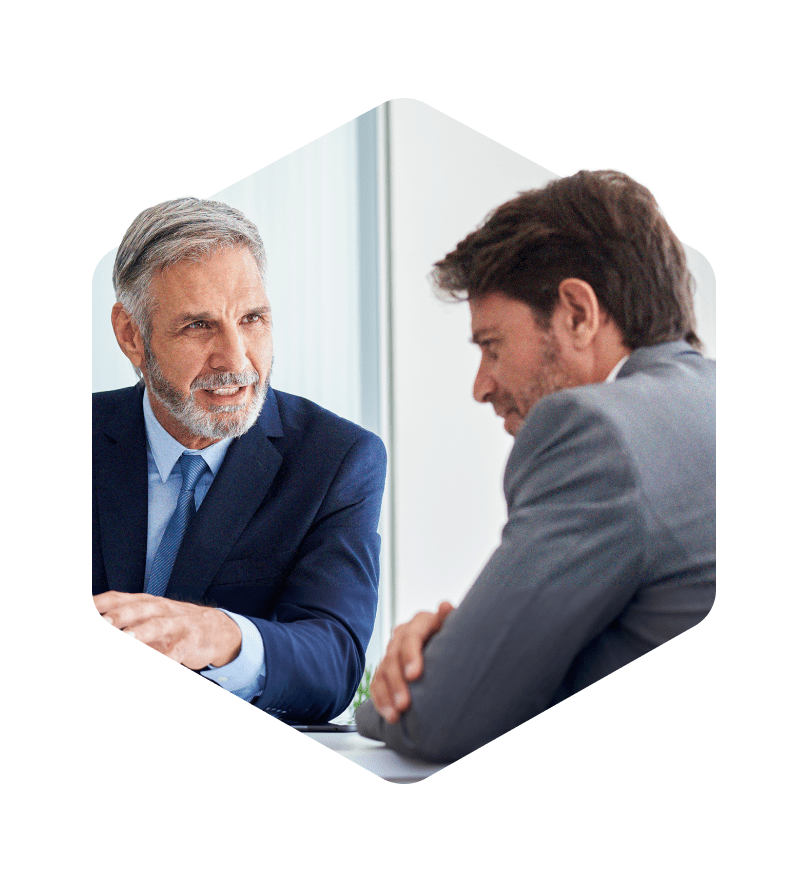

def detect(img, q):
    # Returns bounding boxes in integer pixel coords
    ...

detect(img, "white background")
[3,2,805,880]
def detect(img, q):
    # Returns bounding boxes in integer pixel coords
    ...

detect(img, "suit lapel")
[95,386,149,593]
[165,389,284,603]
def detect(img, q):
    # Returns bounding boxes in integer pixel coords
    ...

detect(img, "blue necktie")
[146,453,208,597]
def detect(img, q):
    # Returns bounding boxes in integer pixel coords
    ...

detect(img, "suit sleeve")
[356,394,646,762]
[247,431,386,722]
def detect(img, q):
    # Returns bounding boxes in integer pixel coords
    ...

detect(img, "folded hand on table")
[370,601,455,723]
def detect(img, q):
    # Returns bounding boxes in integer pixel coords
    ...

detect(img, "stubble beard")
[143,342,271,441]
[505,329,579,434]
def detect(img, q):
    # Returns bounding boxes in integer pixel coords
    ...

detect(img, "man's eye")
[243,313,262,324]
[188,321,208,330]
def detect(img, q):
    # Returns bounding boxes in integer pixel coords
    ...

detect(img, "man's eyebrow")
[176,310,215,325]
[174,305,271,325]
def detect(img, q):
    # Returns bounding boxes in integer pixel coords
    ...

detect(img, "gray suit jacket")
[356,341,716,762]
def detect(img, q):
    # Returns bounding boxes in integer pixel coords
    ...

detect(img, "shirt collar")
[605,354,630,383]
[143,391,234,483]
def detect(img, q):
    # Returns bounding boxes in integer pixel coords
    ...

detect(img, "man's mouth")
[493,402,516,420]
[207,386,245,396]
[191,371,260,403]
[491,402,522,436]
[196,385,251,407]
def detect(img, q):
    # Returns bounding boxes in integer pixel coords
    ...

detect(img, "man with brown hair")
[356,170,715,762]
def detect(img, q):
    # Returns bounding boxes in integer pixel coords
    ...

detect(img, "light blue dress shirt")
[142,394,266,702]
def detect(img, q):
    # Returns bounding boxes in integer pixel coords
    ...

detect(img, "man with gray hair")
[93,197,386,723]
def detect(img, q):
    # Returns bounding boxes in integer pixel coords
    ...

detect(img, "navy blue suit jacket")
[93,384,386,723]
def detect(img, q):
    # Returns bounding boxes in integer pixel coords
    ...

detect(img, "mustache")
[190,371,261,391]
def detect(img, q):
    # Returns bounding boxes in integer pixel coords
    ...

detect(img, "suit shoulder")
[529,345,713,434]
[517,384,622,452]
[93,385,143,424]
[272,389,385,456]
[512,349,714,474]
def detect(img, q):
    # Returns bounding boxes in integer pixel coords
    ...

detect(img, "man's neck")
[590,320,632,382]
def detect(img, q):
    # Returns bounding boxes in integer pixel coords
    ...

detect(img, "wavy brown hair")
[432,170,700,350]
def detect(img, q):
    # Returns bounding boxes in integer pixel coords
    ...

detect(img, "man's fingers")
[370,666,403,724]
[369,602,458,723]
[119,618,189,664]
[104,605,205,666]
[369,671,392,720]
[93,590,133,615]
[401,604,455,680]
[378,642,412,714]
[368,625,414,722]
[400,629,426,681]
[95,593,240,670]
[436,600,455,622]
[97,593,196,664]
[368,602,459,723]
[98,597,162,631]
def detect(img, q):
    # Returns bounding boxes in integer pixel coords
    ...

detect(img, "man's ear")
[111,302,146,372]
[555,278,601,350]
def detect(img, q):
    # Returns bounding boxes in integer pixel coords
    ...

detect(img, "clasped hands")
[370,600,454,723]
[94,591,242,670]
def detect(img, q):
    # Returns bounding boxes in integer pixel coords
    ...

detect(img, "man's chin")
[503,411,524,436]
[202,402,262,439]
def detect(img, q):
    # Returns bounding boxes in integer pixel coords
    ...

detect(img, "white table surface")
[303,731,448,783]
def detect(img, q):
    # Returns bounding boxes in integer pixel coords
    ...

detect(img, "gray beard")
[143,342,270,441]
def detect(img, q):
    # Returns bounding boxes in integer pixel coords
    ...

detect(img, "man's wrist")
[200,611,266,702]
[208,608,243,667]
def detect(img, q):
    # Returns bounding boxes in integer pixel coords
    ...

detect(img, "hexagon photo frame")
[92,98,716,783]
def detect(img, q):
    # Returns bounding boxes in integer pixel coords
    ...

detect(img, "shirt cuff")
[199,610,266,702]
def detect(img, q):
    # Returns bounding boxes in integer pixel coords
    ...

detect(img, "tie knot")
[179,453,207,491]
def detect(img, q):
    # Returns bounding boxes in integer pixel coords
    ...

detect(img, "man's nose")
[473,361,495,403]
[210,325,250,374]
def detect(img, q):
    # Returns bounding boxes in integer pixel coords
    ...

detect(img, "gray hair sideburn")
[112,197,266,342]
